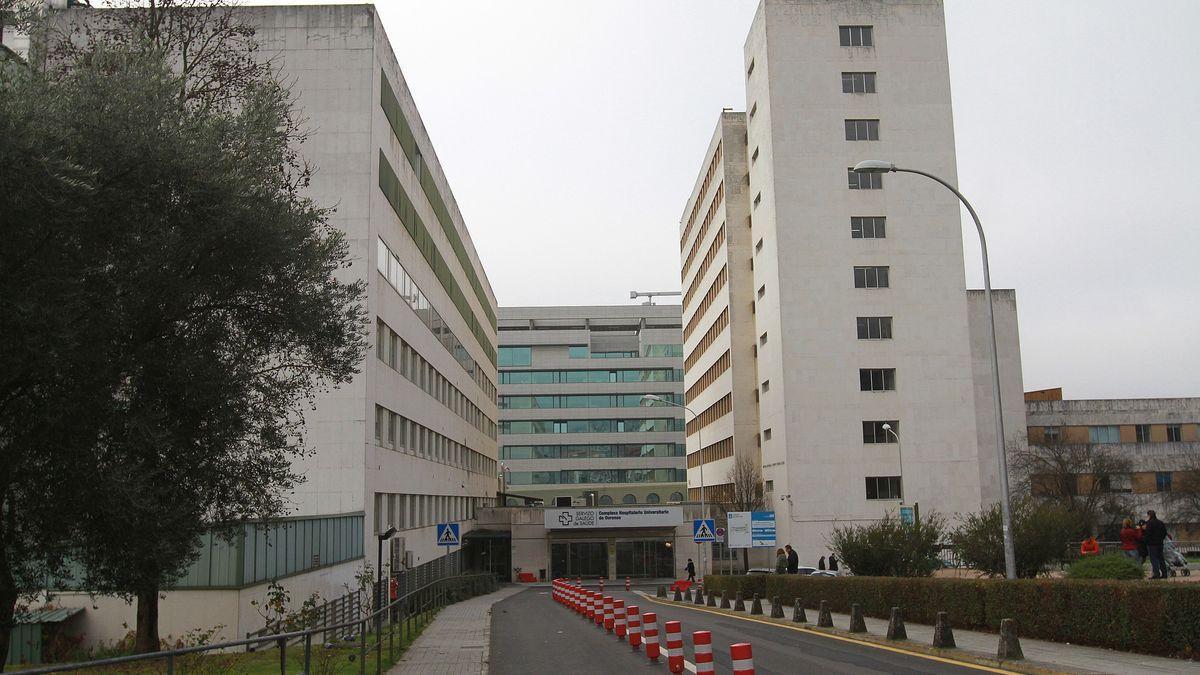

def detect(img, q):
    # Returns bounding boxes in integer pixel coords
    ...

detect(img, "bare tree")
[1011,438,1133,538]
[1165,450,1200,527]
[719,455,767,571]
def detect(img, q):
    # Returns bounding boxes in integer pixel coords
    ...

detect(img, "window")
[757,285,766,299]
[747,59,755,78]
[851,216,886,239]
[863,420,899,444]
[498,346,532,367]
[842,71,876,93]
[759,332,768,345]
[1043,426,1062,443]
[646,493,661,504]
[763,428,772,441]
[622,494,637,504]
[853,266,889,288]
[761,380,770,393]
[1136,424,1152,443]
[1101,474,1132,494]
[845,119,880,141]
[755,238,763,253]
[1157,471,1173,492]
[599,495,613,505]
[751,147,759,163]
[668,492,685,502]
[753,192,762,208]
[1167,424,1182,442]
[859,368,896,392]
[839,25,874,47]
[568,346,589,359]
[848,169,882,190]
[765,480,774,492]
[856,316,893,340]
[1088,425,1120,444]
[749,102,757,119]
[865,476,901,500]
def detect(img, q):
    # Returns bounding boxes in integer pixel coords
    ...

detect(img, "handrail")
[18,572,497,674]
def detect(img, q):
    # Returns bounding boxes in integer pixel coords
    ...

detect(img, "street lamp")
[881,423,903,505]
[641,394,706,576]
[376,526,398,629]
[852,160,1017,580]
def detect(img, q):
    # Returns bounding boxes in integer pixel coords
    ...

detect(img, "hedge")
[703,574,1200,658]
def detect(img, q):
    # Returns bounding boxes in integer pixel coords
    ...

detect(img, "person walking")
[1119,518,1142,561]
[828,554,839,573]
[785,544,799,574]
[685,558,696,582]
[818,556,826,571]
[1144,510,1169,579]
[775,548,788,574]
[1079,535,1100,556]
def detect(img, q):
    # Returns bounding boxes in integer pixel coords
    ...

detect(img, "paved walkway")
[662,594,1194,674]
[389,585,525,675]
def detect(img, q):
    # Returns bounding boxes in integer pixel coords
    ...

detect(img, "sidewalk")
[388,584,525,675]
[650,593,1194,674]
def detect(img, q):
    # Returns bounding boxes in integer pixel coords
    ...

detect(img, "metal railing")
[19,572,497,674]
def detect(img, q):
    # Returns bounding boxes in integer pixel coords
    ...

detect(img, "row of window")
[686,393,732,436]
[500,443,686,460]
[499,392,682,410]
[1031,471,1182,496]
[683,224,726,308]
[683,266,728,341]
[376,237,497,401]
[373,492,496,534]
[1039,423,1193,445]
[499,367,685,385]
[373,404,497,477]
[681,142,723,251]
[684,308,730,371]
[506,468,688,486]
[498,344,684,367]
[687,436,734,469]
[500,418,685,435]
[686,349,731,403]
[377,318,496,439]
[682,183,725,277]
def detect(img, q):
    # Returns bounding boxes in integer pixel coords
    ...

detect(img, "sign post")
[436,523,461,574]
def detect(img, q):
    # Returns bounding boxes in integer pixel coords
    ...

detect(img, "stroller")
[1164,538,1191,577]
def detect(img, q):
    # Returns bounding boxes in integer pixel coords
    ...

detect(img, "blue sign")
[436,523,460,547]
[750,511,776,548]
[899,506,916,525]
[693,519,716,542]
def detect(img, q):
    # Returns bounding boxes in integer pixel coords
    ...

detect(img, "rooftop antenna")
[629,290,681,306]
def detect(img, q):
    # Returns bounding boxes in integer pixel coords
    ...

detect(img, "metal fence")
[19,572,498,674]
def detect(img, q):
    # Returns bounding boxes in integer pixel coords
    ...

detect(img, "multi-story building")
[1025,389,1200,539]
[54,4,499,644]
[679,0,1028,568]
[497,305,688,507]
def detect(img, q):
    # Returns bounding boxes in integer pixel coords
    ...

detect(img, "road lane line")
[634,593,1018,675]
[684,659,696,673]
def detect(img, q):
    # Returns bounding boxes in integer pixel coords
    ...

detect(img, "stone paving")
[388,584,525,675]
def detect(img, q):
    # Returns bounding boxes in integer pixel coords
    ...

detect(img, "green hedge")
[703,574,1200,658]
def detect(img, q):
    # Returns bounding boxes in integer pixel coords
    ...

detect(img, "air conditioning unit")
[554,496,573,507]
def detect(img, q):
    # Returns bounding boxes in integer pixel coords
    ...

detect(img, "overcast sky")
[276,1,1199,400]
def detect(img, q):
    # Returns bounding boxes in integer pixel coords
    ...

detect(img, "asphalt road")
[490,587,992,674]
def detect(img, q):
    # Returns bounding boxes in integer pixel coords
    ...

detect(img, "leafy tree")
[950,497,1076,578]
[828,511,945,577]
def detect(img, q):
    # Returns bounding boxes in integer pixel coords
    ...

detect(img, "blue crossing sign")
[693,519,716,542]
[436,523,460,547]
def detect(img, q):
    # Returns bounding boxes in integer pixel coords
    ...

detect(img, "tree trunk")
[0,547,18,674]
[134,587,161,653]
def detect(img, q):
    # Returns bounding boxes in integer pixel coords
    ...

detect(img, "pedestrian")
[828,554,839,573]
[785,544,799,574]
[685,558,696,582]
[818,556,826,571]
[1119,518,1142,561]
[1136,520,1149,566]
[1144,510,1169,579]
[775,548,788,574]
[1079,535,1100,556]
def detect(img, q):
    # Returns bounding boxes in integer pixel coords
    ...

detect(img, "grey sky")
[281,1,1200,400]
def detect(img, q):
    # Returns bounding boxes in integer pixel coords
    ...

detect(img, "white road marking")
[684,659,696,673]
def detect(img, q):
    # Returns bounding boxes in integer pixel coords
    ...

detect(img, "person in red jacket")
[1118,518,1142,561]
[1080,536,1100,556]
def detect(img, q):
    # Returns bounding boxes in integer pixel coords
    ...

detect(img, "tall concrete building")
[497,305,687,507]
[680,0,1027,567]
[53,4,499,644]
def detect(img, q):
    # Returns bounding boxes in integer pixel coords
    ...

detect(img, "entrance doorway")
[550,541,607,579]
[615,540,674,578]
[463,532,511,581]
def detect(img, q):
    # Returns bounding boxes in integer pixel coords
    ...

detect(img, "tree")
[950,497,1077,578]
[719,455,767,571]
[1011,437,1133,538]
[828,511,945,577]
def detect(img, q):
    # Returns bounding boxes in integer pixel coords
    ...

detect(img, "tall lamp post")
[881,423,903,505]
[376,526,398,633]
[852,160,1017,580]
[641,394,705,576]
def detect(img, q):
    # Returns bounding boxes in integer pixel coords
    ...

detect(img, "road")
[490,587,1000,674]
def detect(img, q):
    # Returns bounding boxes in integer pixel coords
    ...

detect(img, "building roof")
[15,607,84,625]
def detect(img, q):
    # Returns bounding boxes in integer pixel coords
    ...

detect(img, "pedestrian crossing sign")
[693,519,716,542]
[436,523,460,547]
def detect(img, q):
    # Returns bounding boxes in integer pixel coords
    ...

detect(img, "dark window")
[863,420,899,444]
[842,71,877,93]
[856,316,893,340]
[848,169,882,189]
[865,476,901,500]
[1043,426,1062,443]
[854,266,889,288]
[859,368,896,392]
[845,119,880,141]
[851,216,886,239]
[1167,424,1182,442]
[1136,424,1152,443]
[599,495,613,505]
[839,25,874,47]
[1156,471,1173,492]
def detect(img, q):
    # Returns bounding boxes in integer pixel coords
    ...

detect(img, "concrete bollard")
[720,590,731,609]
[770,595,784,619]
[734,591,746,612]
[692,630,714,674]
[849,603,867,633]
[658,585,667,598]
[730,642,755,675]
[817,600,833,628]
[886,607,906,640]
[684,586,693,602]
[997,618,1024,660]
[643,612,660,662]
[706,588,716,607]
[750,594,763,615]
[664,620,684,674]
[933,611,956,649]
[792,598,807,623]
[695,586,705,605]
[674,587,683,602]
[627,605,642,649]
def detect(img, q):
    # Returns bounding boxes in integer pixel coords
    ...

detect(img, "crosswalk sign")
[436,523,460,547]
[693,519,716,543]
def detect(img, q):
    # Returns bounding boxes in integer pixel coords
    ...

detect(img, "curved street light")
[881,423,903,505]
[641,394,707,575]
[852,160,1017,580]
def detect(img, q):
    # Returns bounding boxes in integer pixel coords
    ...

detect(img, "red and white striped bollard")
[603,596,614,632]
[642,611,659,662]
[627,605,642,649]
[613,599,626,640]
[664,620,684,674]
[692,631,714,673]
[625,576,631,591]
[731,642,755,675]
[593,592,603,625]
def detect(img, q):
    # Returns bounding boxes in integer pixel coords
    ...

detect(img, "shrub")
[951,497,1075,578]
[828,511,945,577]
[701,574,1200,658]
[1068,553,1143,580]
